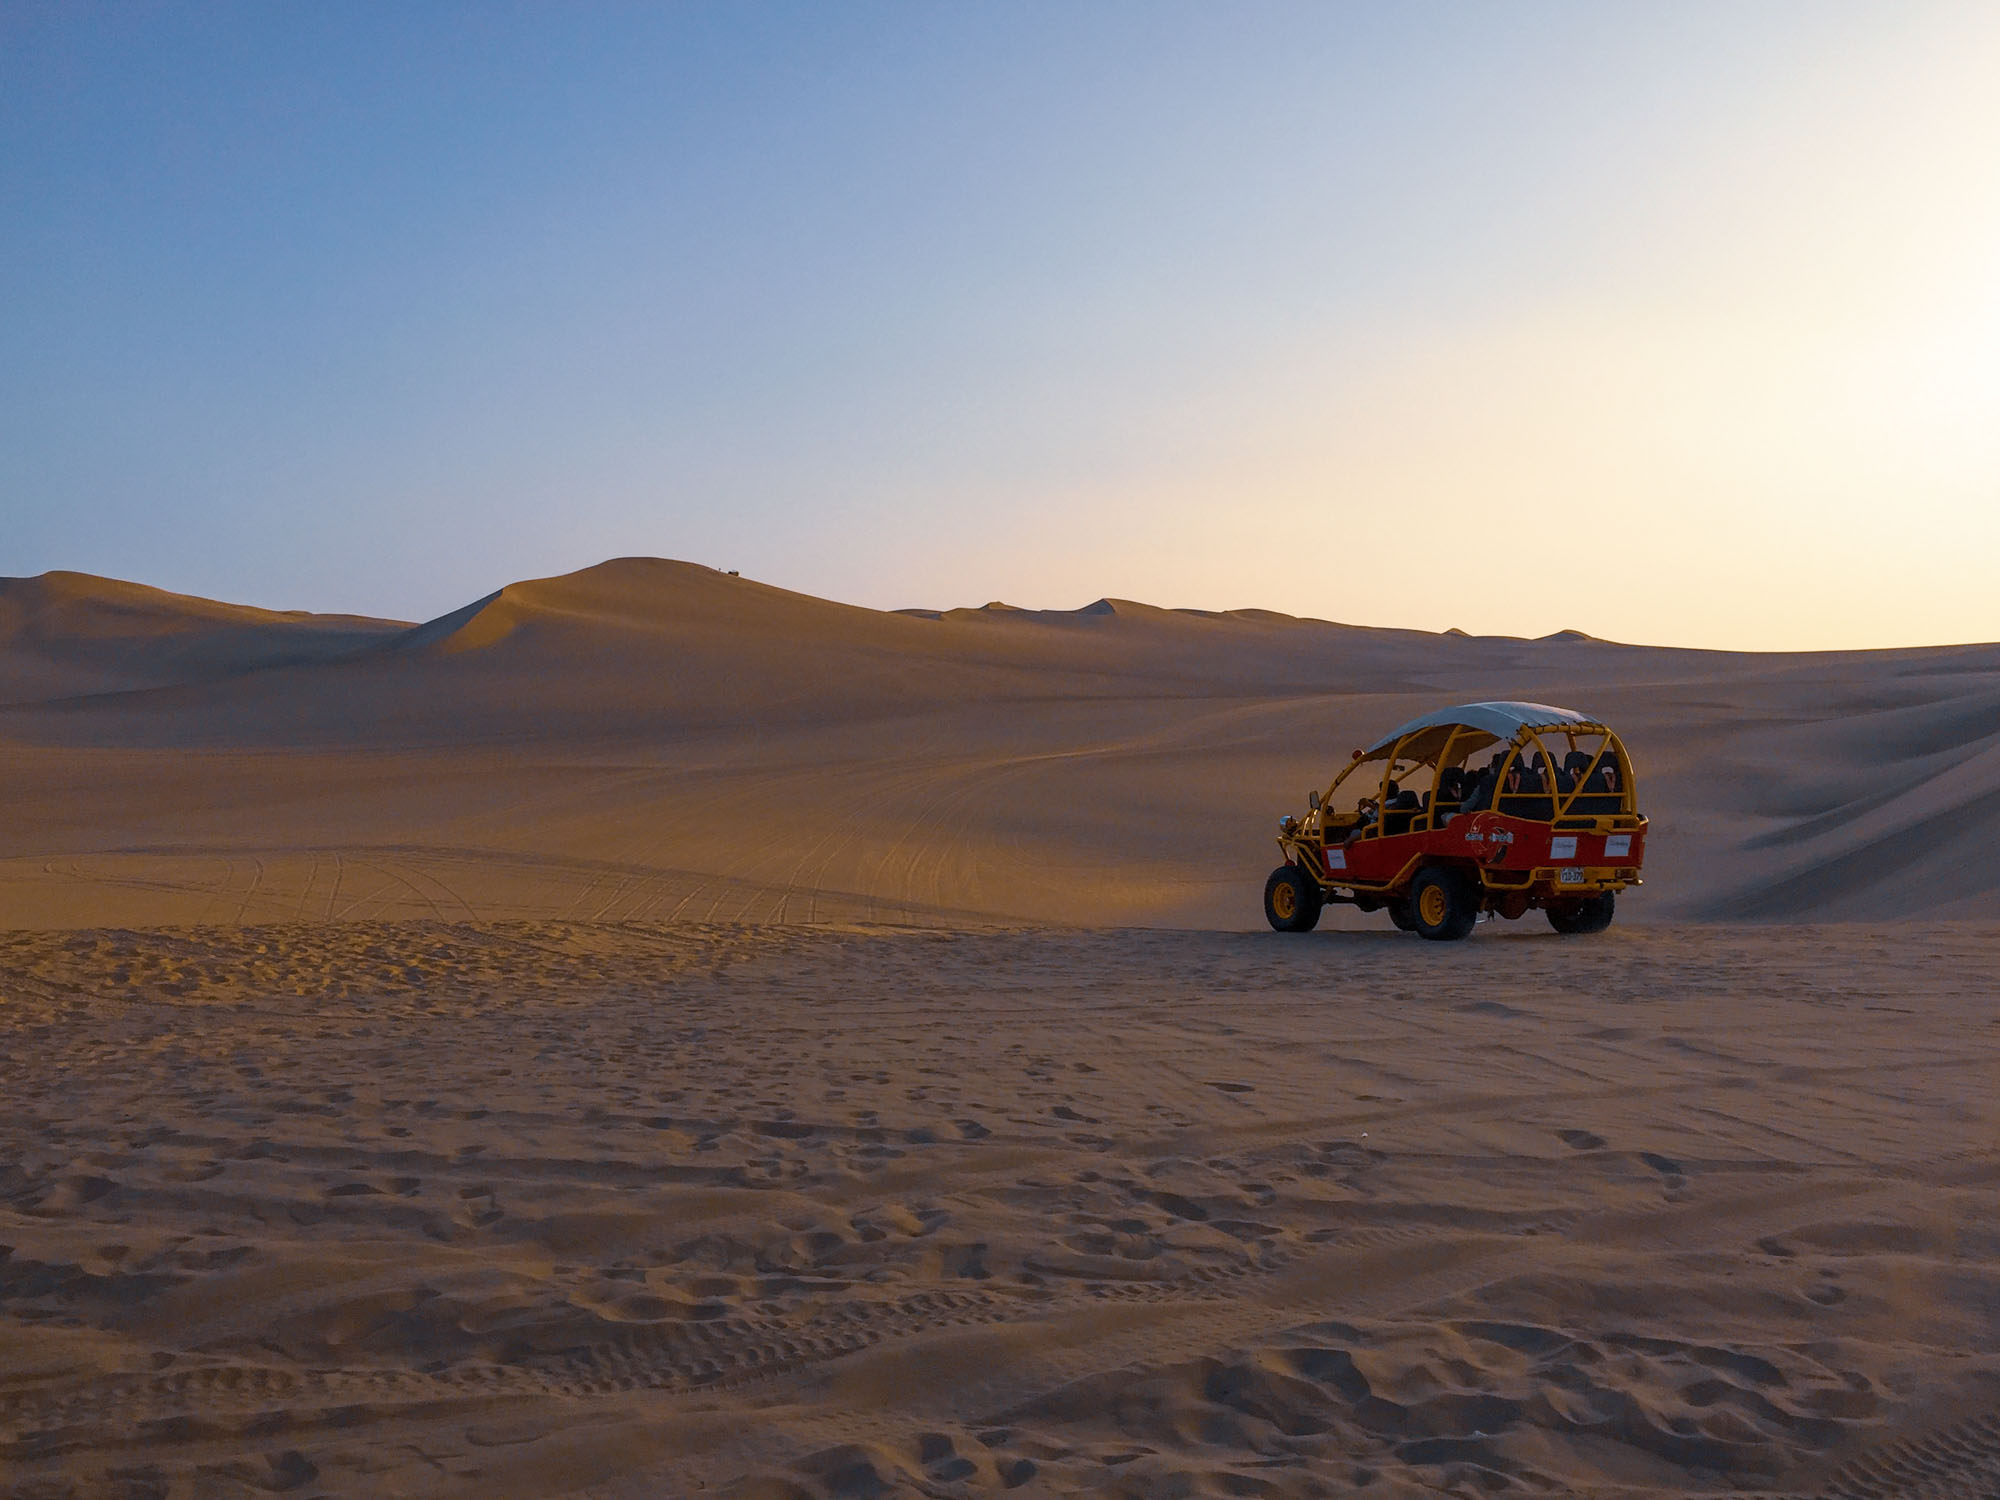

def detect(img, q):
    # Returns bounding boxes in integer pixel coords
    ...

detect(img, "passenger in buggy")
[1460,754,1503,813]
[1561,753,1624,812]
[1560,750,1592,793]
[1433,766,1468,826]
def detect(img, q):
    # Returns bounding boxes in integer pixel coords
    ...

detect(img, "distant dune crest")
[4,557,1614,699]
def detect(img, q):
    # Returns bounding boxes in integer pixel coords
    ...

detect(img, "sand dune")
[0,571,406,707]
[2,557,1997,927]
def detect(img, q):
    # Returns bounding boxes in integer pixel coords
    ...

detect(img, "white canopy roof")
[1366,700,1596,754]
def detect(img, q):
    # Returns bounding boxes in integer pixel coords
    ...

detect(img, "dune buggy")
[1264,700,1646,940]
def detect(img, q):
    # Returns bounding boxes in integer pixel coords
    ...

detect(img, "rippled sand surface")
[4,920,1996,1499]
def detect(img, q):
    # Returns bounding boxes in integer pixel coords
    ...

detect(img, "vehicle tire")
[1387,899,1416,931]
[1264,865,1323,933]
[1408,866,1477,942]
[1546,891,1615,935]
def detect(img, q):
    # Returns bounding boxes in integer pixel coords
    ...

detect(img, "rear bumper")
[1499,866,1642,896]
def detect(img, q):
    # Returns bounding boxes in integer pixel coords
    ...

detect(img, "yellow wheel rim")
[1419,884,1448,926]
[1272,882,1297,920]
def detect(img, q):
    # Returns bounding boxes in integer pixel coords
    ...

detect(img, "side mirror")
[1307,790,1321,811]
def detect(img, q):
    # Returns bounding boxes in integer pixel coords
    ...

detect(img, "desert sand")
[2,559,1997,1498]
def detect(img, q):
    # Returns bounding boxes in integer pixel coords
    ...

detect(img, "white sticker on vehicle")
[1549,836,1578,860]
[1604,834,1632,858]
[1324,847,1346,870]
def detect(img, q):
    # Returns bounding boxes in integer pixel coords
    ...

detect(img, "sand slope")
[2,557,1997,928]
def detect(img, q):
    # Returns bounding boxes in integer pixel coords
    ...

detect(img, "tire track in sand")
[0,1171,1915,1468]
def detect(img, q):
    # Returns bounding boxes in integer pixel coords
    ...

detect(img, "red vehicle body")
[1264,701,1646,940]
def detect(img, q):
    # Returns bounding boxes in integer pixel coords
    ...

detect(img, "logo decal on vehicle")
[1604,834,1632,858]
[1462,814,1514,864]
[1325,848,1346,870]
[1549,836,1578,861]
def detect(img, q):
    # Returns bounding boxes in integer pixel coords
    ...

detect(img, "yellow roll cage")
[1307,719,1638,843]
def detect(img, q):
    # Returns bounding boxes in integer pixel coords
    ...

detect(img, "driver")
[1347,797,1381,840]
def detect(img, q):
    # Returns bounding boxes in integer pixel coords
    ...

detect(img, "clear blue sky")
[5,2,1997,646]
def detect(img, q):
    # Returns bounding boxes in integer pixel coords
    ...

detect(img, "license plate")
[1559,867,1587,885]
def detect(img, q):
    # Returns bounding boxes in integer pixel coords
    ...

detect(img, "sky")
[4,2,1998,650]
